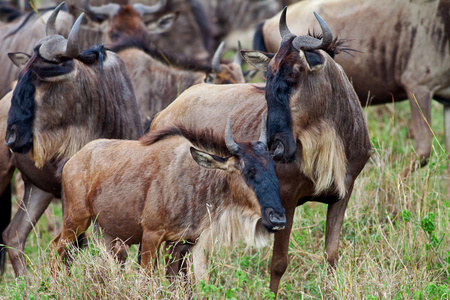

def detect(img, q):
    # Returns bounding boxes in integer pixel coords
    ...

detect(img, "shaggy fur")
[54,124,284,280]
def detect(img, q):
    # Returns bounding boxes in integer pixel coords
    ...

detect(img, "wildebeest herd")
[0,0,448,297]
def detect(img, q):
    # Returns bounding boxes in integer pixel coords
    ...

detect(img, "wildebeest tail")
[0,183,12,275]
[253,21,268,52]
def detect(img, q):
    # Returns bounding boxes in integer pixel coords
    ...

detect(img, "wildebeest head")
[190,116,286,232]
[242,8,345,164]
[6,3,142,168]
[206,41,247,84]
[81,0,177,43]
[5,3,82,155]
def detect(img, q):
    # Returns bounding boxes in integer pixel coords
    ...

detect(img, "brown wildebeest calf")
[52,117,286,281]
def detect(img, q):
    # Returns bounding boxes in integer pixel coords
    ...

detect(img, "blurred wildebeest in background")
[198,0,282,51]
[53,116,286,281]
[110,38,255,125]
[0,3,72,98]
[58,0,213,64]
[254,0,450,173]
[151,8,371,296]
[0,5,143,277]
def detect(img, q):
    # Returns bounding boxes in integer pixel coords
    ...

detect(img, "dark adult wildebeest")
[254,0,450,172]
[52,117,286,281]
[110,38,254,124]
[0,8,143,277]
[151,8,371,296]
[0,3,73,98]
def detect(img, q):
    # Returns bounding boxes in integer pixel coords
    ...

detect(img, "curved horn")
[46,2,65,36]
[225,116,239,153]
[212,41,225,73]
[65,13,84,58]
[233,40,242,66]
[279,7,291,39]
[292,11,333,51]
[258,114,267,147]
[133,0,166,17]
[81,0,120,18]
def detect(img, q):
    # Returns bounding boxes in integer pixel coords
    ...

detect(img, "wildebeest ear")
[204,73,216,84]
[8,52,31,70]
[243,69,259,82]
[190,147,228,171]
[146,12,179,34]
[240,50,274,72]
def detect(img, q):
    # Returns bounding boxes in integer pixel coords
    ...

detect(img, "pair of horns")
[279,7,333,51]
[46,2,83,58]
[225,115,267,153]
[81,0,166,18]
[211,41,243,74]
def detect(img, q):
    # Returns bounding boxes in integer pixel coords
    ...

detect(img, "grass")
[1,100,449,299]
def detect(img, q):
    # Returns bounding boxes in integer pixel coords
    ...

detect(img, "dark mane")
[307,30,359,58]
[77,44,107,74]
[107,35,212,73]
[140,126,231,157]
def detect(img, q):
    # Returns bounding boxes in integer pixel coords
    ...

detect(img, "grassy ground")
[0,100,449,299]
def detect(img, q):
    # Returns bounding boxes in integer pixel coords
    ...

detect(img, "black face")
[5,46,76,154]
[237,142,286,231]
[264,38,299,164]
[6,68,36,153]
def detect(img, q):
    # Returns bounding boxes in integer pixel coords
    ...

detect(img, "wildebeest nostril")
[264,208,287,231]
[270,140,285,160]
[5,130,16,147]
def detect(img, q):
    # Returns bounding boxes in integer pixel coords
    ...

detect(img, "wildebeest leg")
[52,216,91,267]
[269,203,296,296]
[3,182,53,277]
[404,86,432,174]
[0,183,12,275]
[102,231,128,265]
[192,243,209,283]
[165,242,192,280]
[141,229,165,273]
[324,190,353,267]
[0,149,14,275]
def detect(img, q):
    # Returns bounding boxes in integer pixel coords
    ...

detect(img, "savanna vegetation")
[0,88,449,298]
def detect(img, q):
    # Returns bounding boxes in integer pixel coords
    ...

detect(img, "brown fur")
[0,9,73,98]
[116,46,247,124]
[261,0,450,168]
[53,128,273,281]
[151,32,371,296]
[1,38,143,277]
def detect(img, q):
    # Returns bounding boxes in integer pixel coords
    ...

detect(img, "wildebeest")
[151,8,371,296]
[0,7,143,277]
[0,3,73,98]
[58,0,213,63]
[254,0,450,172]
[110,38,253,124]
[198,0,282,50]
[52,116,286,281]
